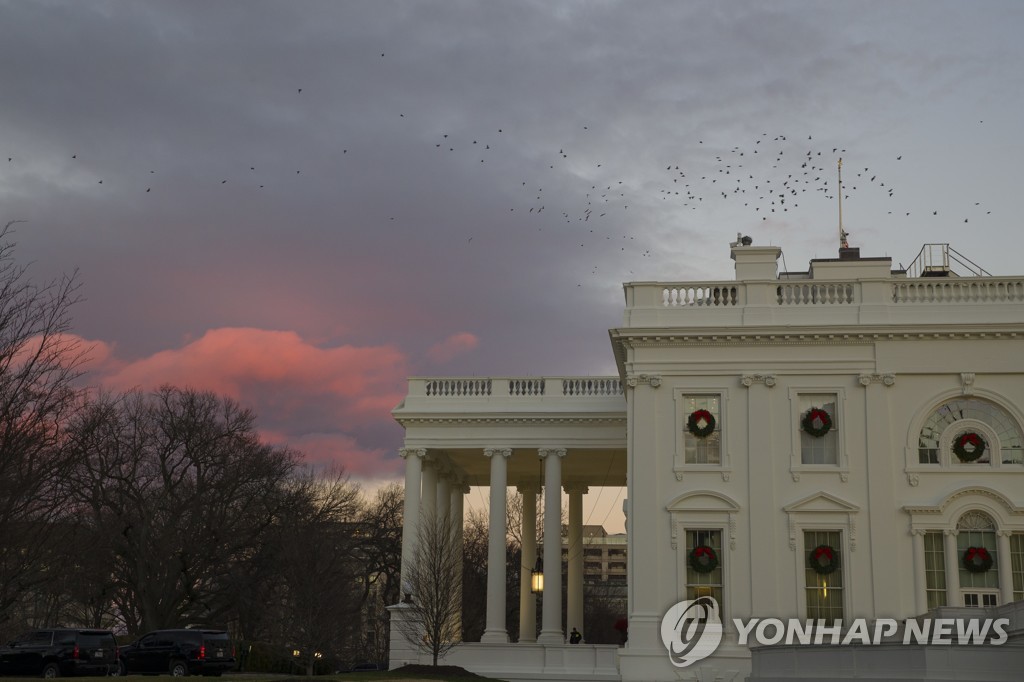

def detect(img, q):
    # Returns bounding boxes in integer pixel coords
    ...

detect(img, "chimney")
[731,243,782,280]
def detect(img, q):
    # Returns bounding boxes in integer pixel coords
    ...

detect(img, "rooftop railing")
[416,376,623,398]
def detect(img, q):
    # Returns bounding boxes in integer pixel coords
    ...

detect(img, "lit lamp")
[531,557,544,594]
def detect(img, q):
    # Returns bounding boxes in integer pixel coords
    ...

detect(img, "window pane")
[800,395,838,465]
[686,529,723,614]
[684,396,721,464]
[804,530,842,623]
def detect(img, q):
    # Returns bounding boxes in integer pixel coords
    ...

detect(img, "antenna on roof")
[838,158,849,249]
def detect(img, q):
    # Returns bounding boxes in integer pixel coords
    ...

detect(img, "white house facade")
[389,240,1024,682]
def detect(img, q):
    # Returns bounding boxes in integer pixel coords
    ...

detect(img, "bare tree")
[270,466,364,676]
[397,513,462,666]
[0,221,86,635]
[68,386,300,633]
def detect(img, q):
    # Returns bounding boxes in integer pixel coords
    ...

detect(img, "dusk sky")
[3,2,1022,530]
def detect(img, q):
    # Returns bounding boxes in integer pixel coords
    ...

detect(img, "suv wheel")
[110,660,126,676]
[42,662,61,679]
[169,660,188,677]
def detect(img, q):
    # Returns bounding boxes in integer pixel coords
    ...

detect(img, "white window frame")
[783,492,859,619]
[667,490,739,630]
[673,388,731,481]
[788,388,848,481]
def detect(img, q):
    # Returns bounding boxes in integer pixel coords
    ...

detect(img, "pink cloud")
[426,332,479,364]
[90,327,409,479]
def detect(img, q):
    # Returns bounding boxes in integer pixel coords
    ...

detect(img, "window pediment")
[666,489,740,513]
[783,491,860,514]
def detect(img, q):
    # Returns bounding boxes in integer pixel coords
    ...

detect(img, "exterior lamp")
[531,557,544,594]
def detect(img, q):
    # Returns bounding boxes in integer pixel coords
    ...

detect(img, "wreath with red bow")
[952,432,986,463]
[686,409,716,439]
[688,545,719,574]
[962,546,993,573]
[801,408,833,437]
[808,544,839,575]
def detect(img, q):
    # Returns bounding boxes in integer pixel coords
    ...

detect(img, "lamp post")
[531,557,544,594]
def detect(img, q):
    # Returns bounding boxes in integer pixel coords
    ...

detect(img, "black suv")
[117,629,234,677]
[0,628,118,678]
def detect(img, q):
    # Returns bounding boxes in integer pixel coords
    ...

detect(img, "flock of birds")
[3,80,996,288]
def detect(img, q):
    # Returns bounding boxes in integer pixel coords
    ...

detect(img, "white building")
[389,240,1024,681]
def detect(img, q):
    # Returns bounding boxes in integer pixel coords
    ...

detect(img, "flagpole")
[838,158,848,249]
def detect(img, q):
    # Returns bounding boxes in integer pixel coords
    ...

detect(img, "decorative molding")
[839,472,849,483]
[911,528,928,536]
[483,447,512,459]
[538,447,567,459]
[674,471,684,481]
[728,513,737,550]
[670,522,678,551]
[961,372,976,395]
[721,471,731,482]
[858,373,896,387]
[625,373,662,388]
[903,486,1024,516]
[563,483,590,495]
[907,473,920,487]
[789,517,797,551]
[741,373,777,387]
[397,416,627,426]
[398,447,427,459]
[791,472,800,482]
[849,514,857,552]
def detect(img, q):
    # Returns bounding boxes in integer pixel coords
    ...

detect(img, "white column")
[998,531,1014,605]
[481,447,512,643]
[518,484,539,642]
[944,530,960,607]
[566,483,587,641]
[436,472,451,528]
[399,448,425,598]
[538,447,566,645]
[911,530,927,614]
[451,481,467,642]
[420,457,438,526]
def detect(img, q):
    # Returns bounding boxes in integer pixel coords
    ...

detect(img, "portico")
[389,377,626,678]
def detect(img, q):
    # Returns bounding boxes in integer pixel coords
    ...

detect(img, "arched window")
[956,511,999,602]
[917,398,1023,465]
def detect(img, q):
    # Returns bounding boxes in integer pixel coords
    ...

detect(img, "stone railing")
[628,277,1024,310]
[892,278,1024,304]
[415,377,623,398]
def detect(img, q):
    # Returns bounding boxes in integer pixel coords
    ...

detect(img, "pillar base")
[480,629,509,644]
[537,630,564,645]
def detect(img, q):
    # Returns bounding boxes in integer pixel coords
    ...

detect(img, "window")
[956,512,999,591]
[963,592,998,608]
[686,529,723,613]
[1011,534,1024,602]
[924,531,947,609]
[799,394,838,465]
[804,530,843,622]
[683,395,721,464]
[918,398,1023,465]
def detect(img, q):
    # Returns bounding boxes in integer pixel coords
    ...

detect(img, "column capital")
[859,373,896,387]
[740,373,776,387]
[483,447,513,459]
[910,528,928,536]
[564,483,589,495]
[517,483,540,496]
[399,447,427,459]
[625,373,661,388]
[538,447,567,459]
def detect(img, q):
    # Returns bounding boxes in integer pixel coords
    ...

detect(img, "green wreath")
[952,432,986,463]
[686,409,716,439]
[962,546,993,573]
[801,408,833,438]
[688,545,719,573]
[808,544,839,575]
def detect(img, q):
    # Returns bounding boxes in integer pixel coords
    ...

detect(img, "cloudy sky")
[3,2,1022,527]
